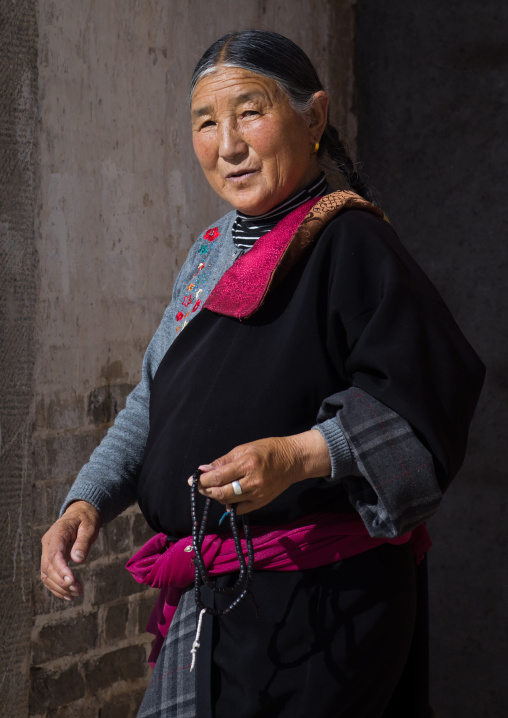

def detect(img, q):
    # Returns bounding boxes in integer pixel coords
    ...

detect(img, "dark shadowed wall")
[355,3,508,716]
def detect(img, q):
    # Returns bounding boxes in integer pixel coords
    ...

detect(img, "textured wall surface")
[0,2,356,716]
[355,2,507,716]
[0,1,39,714]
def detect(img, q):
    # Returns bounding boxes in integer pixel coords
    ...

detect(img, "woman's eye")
[241,110,259,118]
[199,120,215,129]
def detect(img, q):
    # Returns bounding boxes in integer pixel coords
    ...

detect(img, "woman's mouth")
[226,169,257,182]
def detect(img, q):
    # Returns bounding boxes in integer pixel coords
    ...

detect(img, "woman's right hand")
[41,500,100,600]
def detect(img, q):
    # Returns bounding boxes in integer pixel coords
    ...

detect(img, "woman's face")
[191,66,327,216]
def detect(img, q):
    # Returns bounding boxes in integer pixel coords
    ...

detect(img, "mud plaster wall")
[355,2,508,716]
[0,2,356,716]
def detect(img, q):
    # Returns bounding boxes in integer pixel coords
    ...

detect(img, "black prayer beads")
[190,469,254,616]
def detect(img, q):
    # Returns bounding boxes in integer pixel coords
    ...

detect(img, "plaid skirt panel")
[137,588,196,718]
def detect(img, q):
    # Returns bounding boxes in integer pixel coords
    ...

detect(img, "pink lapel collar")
[204,191,384,319]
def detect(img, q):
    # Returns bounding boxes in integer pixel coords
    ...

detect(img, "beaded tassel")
[189,469,254,669]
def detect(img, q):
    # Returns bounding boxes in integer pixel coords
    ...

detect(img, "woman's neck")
[232,174,328,250]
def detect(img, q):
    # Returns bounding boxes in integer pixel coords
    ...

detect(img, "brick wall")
[30,390,157,717]
[30,507,157,717]
[28,354,158,714]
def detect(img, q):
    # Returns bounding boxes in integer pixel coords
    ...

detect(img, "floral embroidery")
[176,226,221,333]
[204,227,220,241]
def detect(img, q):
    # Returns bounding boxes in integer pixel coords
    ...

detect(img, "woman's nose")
[218,121,248,160]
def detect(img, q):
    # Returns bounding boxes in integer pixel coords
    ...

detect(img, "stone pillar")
[0,0,39,714]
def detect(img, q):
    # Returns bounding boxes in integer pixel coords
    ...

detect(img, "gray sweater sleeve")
[60,211,237,523]
[60,240,207,523]
[313,387,442,538]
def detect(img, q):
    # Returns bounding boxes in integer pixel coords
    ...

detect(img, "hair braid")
[321,124,380,207]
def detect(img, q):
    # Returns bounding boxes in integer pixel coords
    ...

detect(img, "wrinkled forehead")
[190,64,283,107]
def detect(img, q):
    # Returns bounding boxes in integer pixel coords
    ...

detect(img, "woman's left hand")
[188,430,331,515]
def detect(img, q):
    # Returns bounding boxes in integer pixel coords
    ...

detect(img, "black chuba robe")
[137,192,485,717]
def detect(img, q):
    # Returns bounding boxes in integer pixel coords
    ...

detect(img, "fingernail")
[198,464,213,471]
[63,596,72,601]
[187,477,193,486]
[73,550,85,561]
[69,585,79,594]
[63,575,72,585]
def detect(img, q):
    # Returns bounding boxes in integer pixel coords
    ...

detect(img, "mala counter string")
[190,607,206,672]
[189,469,255,670]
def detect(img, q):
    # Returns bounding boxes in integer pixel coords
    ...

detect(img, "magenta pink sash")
[126,512,431,666]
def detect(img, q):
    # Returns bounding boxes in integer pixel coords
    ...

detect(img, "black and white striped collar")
[232,174,328,250]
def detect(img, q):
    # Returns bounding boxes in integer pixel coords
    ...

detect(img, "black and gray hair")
[190,30,379,207]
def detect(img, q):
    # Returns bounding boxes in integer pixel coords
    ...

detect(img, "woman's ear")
[308,91,329,142]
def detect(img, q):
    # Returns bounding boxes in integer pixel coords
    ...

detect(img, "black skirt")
[193,542,429,718]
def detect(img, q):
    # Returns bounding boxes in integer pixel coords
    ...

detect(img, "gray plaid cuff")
[316,387,442,538]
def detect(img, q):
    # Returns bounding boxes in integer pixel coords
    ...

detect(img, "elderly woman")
[41,31,484,718]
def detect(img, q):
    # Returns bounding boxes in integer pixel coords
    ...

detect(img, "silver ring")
[232,480,243,496]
